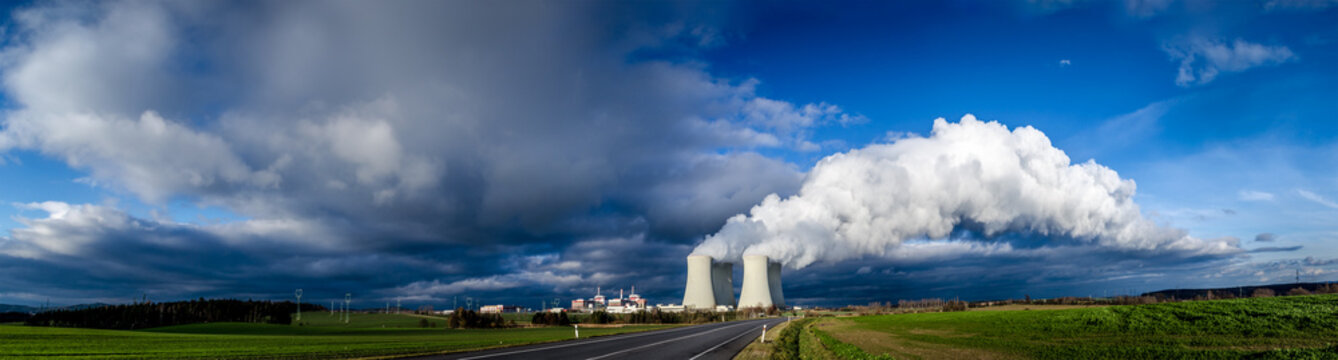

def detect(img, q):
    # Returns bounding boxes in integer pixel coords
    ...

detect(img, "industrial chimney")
[683,255,717,309]
[738,255,784,308]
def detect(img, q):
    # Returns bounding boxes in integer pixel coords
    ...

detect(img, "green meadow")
[0,313,671,359]
[777,294,1338,360]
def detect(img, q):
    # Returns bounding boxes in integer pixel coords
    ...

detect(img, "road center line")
[687,321,770,360]
[457,321,737,360]
[584,321,757,360]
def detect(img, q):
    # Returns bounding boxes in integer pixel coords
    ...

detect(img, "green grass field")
[1,313,672,359]
[803,294,1338,360]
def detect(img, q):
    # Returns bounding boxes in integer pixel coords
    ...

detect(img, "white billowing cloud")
[1,110,277,202]
[1297,189,1338,209]
[4,202,131,258]
[1059,59,1072,67]
[693,115,1241,268]
[1165,38,1295,87]
[1,201,344,261]
[1239,190,1276,201]
[2,1,179,114]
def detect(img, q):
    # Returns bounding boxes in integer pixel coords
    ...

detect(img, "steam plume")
[693,115,1241,268]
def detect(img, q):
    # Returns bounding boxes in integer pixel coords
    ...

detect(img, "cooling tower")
[683,255,717,309]
[711,262,735,308]
[738,254,783,308]
[767,261,785,307]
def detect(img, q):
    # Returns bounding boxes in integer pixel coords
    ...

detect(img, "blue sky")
[0,0,1336,308]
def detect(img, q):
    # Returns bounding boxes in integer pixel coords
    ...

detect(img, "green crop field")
[786,294,1338,360]
[0,313,673,359]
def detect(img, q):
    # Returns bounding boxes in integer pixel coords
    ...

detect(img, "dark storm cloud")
[1250,245,1303,253]
[0,0,840,306]
[0,0,1281,308]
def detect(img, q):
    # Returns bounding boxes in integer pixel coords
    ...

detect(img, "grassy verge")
[808,324,893,360]
[821,294,1338,360]
[734,319,794,360]
[760,318,891,360]
[2,313,672,359]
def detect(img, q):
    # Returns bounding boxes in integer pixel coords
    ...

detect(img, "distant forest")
[25,299,324,330]
[1142,281,1338,300]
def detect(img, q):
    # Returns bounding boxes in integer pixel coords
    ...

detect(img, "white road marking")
[687,321,771,360]
[456,321,741,360]
[584,321,757,360]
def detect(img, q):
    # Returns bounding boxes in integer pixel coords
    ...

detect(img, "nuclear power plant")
[682,254,784,310]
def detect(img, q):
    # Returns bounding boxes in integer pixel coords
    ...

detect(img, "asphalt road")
[401,317,790,360]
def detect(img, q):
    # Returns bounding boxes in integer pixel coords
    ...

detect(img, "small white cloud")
[1297,189,1338,209]
[883,131,921,142]
[1059,59,1072,67]
[856,266,872,275]
[1124,0,1173,18]
[1264,0,1338,11]
[1238,190,1276,201]
[1165,38,1295,87]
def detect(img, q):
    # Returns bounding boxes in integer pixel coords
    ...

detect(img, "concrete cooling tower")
[712,262,735,308]
[767,261,785,308]
[683,255,717,309]
[737,255,784,308]
[684,255,737,309]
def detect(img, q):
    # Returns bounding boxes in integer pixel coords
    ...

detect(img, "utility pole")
[397,299,401,314]
[295,289,303,322]
[344,293,352,324]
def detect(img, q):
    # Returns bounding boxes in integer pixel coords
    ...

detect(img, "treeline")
[531,311,571,326]
[848,299,970,315]
[1142,282,1338,301]
[843,283,1338,315]
[529,309,763,326]
[25,299,323,330]
[447,308,513,329]
[1,312,31,323]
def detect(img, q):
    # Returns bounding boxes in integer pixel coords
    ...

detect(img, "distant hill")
[0,304,37,313]
[0,303,112,313]
[1142,281,1338,299]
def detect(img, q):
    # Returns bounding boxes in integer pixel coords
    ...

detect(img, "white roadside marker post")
[760,324,767,343]
[574,324,580,339]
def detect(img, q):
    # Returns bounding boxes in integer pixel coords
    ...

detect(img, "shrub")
[770,319,812,360]
[1253,288,1276,298]
[530,312,571,326]
[448,308,509,329]
[1318,283,1338,294]
[585,311,614,324]
[1287,287,1312,296]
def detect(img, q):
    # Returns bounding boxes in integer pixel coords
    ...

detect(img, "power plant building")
[570,286,647,313]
